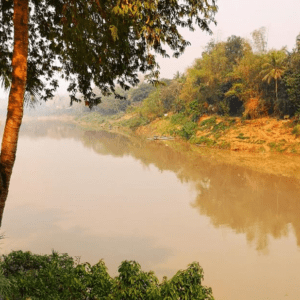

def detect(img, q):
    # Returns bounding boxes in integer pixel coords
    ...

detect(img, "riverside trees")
[0,0,217,225]
[134,32,300,122]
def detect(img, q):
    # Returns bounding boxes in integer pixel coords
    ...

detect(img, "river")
[1,119,300,300]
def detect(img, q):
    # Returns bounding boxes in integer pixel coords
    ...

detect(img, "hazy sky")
[157,0,300,79]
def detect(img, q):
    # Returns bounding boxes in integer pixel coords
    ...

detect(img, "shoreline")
[73,112,300,155]
[71,112,300,180]
[8,113,299,179]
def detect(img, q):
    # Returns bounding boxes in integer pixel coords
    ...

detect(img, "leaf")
[109,25,119,41]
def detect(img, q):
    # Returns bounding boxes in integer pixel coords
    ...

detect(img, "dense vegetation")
[136,31,299,118]
[97,29,300,125]
[0,250,214,300]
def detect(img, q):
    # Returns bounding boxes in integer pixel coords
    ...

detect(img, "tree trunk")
[275,78,278,103]
[0,0,29,226]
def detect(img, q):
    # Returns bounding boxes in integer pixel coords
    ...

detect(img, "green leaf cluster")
[0,0,217,107]
[0,250,214,300]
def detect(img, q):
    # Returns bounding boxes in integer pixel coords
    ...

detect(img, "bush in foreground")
[0,250,214,300]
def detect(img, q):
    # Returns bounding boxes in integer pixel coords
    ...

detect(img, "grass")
[258,146,266,153]
[236,133,250,140]
[190,136,217,146]
[118,116,150,129]
[76,111,108,124]
[218,140,231,149]
[253,139,266,144]
[199,116,217,130]
[176,121,198,139]
[170,113,188,125]
[292,124,300,137]
[211,122,228,132]
[267,141,288,153]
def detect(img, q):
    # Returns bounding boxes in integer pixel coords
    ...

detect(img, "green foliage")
[160,262,214,300]
[260,50,287,107]
[160,80,183,112]
[108,261,160,300]
[283,51,300,114]
[77,111,108,124]
[236,133,250,140]
[120,115,150,129]
[120,32,300,122]
[225,35,247,64]
[0,250,214,300]
[187,100,203,122]
[0,268,11,299]
[139,90,164,121]
[0,0,217,107]
[211,121,228,133]
[218,100,230,116]
[177,122,198,140]
[267,141,288,152]
[92,87,130,115]
[190,136,216,146]
[129,83,156,103]
[170,113,187,125]
[199,117,217,129]
[292,124,300,137]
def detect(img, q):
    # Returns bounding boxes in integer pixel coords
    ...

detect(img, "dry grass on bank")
[134,115,300,155]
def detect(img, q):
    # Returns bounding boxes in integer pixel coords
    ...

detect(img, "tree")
[93,86,130,115]
[251,27,268,53]
[180,41,229,111]
[129,83,156,103]
[296,33,300,52]
[260,50,287,104]
[0,0,217,225]
[283,35,300,115]
[0,250,214,299]
[225,35,246,65]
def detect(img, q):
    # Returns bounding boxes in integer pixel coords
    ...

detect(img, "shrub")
[243,98,269,119]
[120,116,150,129]
[200,116,217,127]
[170,113,187,125]
[292,124,300,137]
[0,250,214,300]
[190,136,216,146]
[199,117,217,131]
[177,121,198,139]
[140,90,164,121]
[0,268,11,299]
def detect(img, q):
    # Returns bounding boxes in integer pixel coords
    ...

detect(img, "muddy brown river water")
[1,120,300,299]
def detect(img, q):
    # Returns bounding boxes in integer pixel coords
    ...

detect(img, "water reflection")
[1,120,300,299]
[5,203,171,273]
[17,121,300,252]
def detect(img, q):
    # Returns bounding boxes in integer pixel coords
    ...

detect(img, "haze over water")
[1,120,300,300]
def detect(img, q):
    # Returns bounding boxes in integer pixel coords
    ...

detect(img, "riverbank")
[70,111,300,180]
[18,112,299,178]
[74,111,300,156]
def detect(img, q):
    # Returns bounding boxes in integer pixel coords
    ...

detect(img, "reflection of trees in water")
[19,121,300,251]
[81,130,300,251]
[19,121,81,140]
[192,169,300,252]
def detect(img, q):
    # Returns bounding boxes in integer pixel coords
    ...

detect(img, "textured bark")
[0,0,29,226]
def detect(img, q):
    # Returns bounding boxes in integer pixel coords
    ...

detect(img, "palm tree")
[260,50,287,103]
